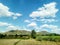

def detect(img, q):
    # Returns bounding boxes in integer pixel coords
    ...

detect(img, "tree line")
[0,30,60,39]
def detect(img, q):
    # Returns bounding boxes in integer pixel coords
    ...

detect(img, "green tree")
[31,30,36,39]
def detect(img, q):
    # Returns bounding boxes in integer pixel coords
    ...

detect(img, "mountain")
[2,30,50,35]
[37,31,50,35]
[3,30,31,35]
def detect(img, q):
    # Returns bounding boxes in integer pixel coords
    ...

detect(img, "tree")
[31,30,36,39]
[15,34,18,38]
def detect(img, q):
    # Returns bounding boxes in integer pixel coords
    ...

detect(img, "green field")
[0,39,60,45]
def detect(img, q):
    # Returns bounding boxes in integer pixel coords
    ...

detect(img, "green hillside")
[3,30,31,35]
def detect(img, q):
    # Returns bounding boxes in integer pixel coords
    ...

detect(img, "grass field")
[0,39,19,45]
[0,39,60,45]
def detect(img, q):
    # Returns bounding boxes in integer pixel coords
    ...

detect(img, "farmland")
[0,39,60,45]
[0,30,60,45]
[0,0,60,45]
[0,39,19,45]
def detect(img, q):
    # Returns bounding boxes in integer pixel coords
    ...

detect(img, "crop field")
[0,39,60,45]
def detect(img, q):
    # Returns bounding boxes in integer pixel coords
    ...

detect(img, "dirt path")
[14,40,21,45]
[16,39,60,45]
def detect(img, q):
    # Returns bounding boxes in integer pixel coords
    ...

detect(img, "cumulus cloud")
[30,2,58,18]
[0,22,11,26]
[13,16,18,20]
[24,20,30,23]
[40,19,58,23]
[39,24,60,34]
[31,18,58,23]
[0,22,20,31]
[0,3,22,19]
[27,22,37,27]
[7,25,20,30]
[40,24,57,29]
[15,13,22,16]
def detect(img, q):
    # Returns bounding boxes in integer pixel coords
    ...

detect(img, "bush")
[36,36,60,42]
[54,37,60,42]
[36,36,42,41]
[48,36,60,42]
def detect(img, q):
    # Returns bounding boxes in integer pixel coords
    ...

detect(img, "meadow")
[0,39,60,45]
[0,39,19,45]
[0,30,60,45]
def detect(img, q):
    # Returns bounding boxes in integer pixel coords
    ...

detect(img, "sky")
[0,0,60,34]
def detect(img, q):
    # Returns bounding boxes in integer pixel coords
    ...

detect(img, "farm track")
[14,40,21,45]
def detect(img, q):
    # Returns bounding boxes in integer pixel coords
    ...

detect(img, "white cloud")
[30,2,58,18]
[15,13,21,16]
[0,22,21,31]
[27,22,37,27]
[31,18,58,23]
[39,24,60,34]
[21,26,30,31]
[0,3,22,19]
[0,22,11,26]
[0,3,12,17]
[40,24,57,29]
[24,20,30,23]
[7,25,20,30]
[7,25,17,30]
[13,16,18,20]
[40,19,58,23]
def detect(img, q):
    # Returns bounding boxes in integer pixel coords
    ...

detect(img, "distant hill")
[37,31,50,35]
[3,30,31,35]
[2,30,57,35]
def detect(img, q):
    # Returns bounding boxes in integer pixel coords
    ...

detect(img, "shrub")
[36,36,42,41]
[36,36,60,42]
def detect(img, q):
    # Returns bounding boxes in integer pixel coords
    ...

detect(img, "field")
[0,39,20,45]
[0,39,60,45]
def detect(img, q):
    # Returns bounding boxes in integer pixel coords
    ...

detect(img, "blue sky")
[0,0,60,34]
